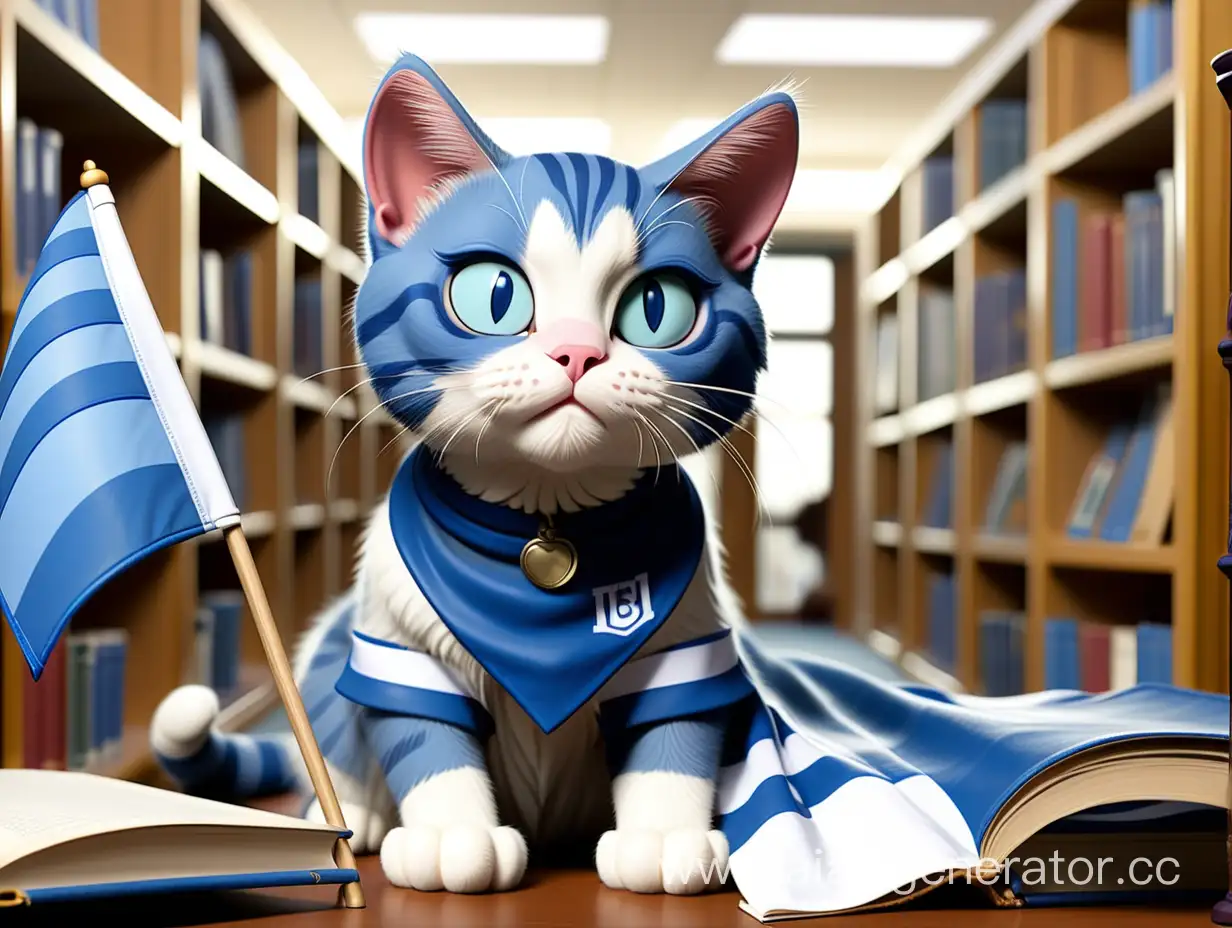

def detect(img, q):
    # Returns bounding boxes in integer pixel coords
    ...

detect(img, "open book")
[0,770,353,906]
[729,634,1230,922]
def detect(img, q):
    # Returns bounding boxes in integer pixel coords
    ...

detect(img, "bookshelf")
[855,0,1232,696]
[0,0,397,781]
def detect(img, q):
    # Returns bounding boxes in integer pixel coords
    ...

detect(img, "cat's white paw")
[596,828,730,895]
[149,685,219,758]
[380,824,527,893]
[304,800,389,855]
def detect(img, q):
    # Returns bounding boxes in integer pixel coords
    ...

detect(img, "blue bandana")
[386,447,707,733]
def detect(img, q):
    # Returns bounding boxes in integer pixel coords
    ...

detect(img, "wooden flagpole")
[225,526,365,908]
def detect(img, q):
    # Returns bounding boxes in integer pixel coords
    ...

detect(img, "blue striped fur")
[0,192,217,675]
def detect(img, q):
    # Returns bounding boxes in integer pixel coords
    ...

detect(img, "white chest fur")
[350,493,739,842]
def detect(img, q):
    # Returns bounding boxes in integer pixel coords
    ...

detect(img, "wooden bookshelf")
[854,0,1232,695]
[0,0,399,779]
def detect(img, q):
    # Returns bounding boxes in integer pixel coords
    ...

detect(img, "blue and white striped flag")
[0,175,240,678]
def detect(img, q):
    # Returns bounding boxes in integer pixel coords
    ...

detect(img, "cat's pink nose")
[549,344,606,383]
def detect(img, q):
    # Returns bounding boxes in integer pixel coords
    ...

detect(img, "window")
[751,253,834,614]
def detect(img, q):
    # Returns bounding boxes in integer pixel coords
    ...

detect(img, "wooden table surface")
[7,855,1225,928]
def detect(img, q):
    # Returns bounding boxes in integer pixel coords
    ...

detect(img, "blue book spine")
[16,118,38,276]
[1045,618,1082,689]
[114,637,127,746]
[1051,199,1078,358]
[1157,2,1173,76]
[37,128,63,253]
[1098,391,1166,542]
[77,0,99,49]
[90,642,104,756]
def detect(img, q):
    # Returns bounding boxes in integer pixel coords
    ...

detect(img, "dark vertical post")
[1211,48,1232,928]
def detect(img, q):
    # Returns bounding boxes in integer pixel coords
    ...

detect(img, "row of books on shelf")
[917,287,955,401]
[1045,617,1172,690]
[199,249,253,355]
[1128,0,1174,95]
[925,601,1173,696]
[18,591,246,772]
[204,414,248,510]
[921,155,953,235]
[978,99,1027,192]
[293,276,324,379]
[1052,170,1175,357]
[199,29,246,168]
[21,630,127,770]
[1067,383,1173,544]
[35,0,99,48]
[973,268,1027,383]
[15,119,63,278]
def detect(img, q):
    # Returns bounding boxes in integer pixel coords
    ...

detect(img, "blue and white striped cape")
[0,184,240,677]
[335,617,1228,917]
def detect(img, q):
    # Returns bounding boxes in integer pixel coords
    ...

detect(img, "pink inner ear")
[364,71,492,244]
[669,103,799,272]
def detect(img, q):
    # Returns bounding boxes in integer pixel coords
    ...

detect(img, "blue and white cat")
[150,53,798,896]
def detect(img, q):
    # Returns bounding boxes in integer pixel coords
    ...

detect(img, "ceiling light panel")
[354,13,610,65]
[717,14,994,68]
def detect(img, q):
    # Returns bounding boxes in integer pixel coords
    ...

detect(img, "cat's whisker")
[648,407,720,502]
[434,400,496,464]
[632,409,664,486]
[643,194,708,231]
[491,165,529,232]
[296,362,369,384]
[487,203,524,233]
[325,393,412,497]
[664,390,810,473]
[326,382,463,493]
[636,219,696,249]
[378,423,413,459]
[637,409,679,484]
[473,398,506,466]
[662,399,771,526]
[662,379,793,414]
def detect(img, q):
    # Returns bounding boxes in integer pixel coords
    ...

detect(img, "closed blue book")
[1007,613,1025,696]
[1129,2,1152,93]
[1098,387,1169,542]
[924,443,953,528]
[16,118,38,275]
[1137,623,1172,684]
[1045,618,1082,689]
[223,252,253,355]
[1156,2,1173,76]
[298,142,319,223]
[36,127,64,251]
[199,32,246,168]
[201,591,244,694]
[1051,199,1078,358]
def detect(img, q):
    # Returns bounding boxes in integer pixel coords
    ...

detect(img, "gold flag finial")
[80,160,108,188]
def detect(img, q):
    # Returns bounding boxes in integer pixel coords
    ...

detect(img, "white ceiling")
[245,0,1035,214]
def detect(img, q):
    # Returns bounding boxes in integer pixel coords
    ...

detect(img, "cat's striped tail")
[150,685,306,799]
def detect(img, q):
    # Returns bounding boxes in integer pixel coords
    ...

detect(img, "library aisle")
[857,0,1232,698]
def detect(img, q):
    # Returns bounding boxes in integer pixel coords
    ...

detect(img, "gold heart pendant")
[520,534,578,591]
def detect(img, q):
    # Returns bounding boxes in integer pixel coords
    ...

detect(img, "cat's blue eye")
[448,261,534,335]
[613,273,698,349]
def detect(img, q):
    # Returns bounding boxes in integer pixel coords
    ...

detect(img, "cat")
[150,52,799,896]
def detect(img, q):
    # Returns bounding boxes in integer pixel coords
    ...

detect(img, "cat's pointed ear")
[363,53,508,251]
[640,92,799,273]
